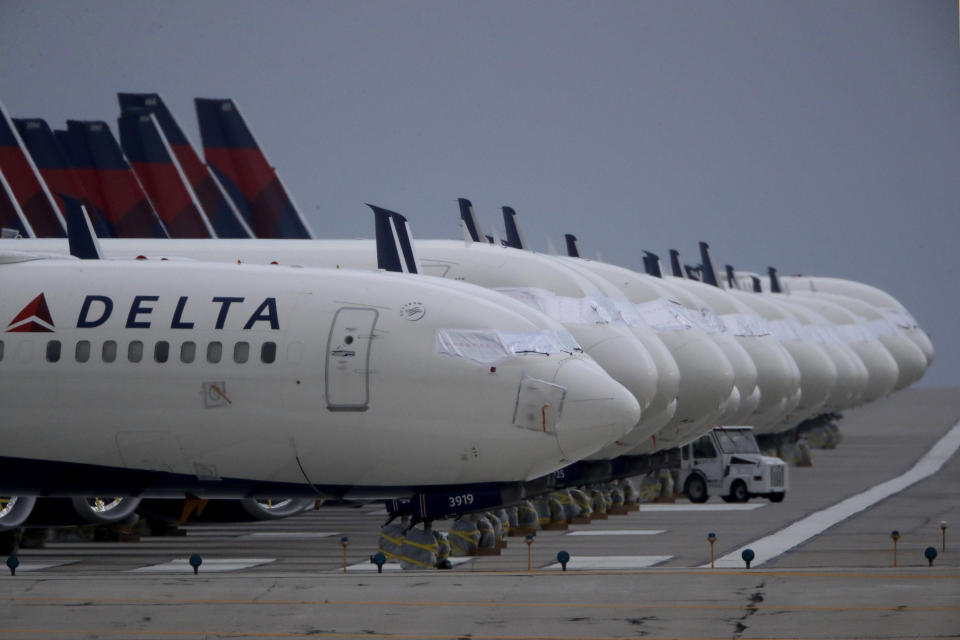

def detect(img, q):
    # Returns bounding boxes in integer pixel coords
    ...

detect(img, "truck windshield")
[714,430,760,454]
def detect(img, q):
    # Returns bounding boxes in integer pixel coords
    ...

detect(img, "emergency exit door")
[325,307,378,411]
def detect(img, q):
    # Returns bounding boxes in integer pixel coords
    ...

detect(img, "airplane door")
[325,307,378,411]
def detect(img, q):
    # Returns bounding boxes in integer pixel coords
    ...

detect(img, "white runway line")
[709,419,960,568]
[544,555,673,570]
[640,503,765,512]
[566,529,666,536]
[131,558,275,572]
[9,561,75,572]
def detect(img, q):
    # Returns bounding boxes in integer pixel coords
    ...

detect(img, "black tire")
[685,474,709,503]
[721,495,736,503]
[728,480,749,503]
[768,492,785,503]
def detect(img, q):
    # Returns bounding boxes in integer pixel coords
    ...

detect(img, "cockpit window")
[714,429,760,454]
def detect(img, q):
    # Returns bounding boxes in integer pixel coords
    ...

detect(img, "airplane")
[0,199,641,529]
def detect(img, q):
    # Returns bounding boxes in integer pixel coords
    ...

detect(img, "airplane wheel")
[0,496,37,531]
[685,475,708,503]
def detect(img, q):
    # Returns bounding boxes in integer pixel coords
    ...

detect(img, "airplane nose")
[576,327,659,415]
[551,356,642,462]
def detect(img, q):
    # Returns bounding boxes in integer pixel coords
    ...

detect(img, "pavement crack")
[730,580,765,639]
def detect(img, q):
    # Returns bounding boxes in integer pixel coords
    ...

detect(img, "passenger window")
[128,340,143,363]
[234,341,249,363]
[75,340,91,363]
[207,341,222,363]
[261,341,276,364]
[154,341,169,363]
[102,340,117,363]
[181,341,196,363]
[46,340,61,362]
[692,435,717,458]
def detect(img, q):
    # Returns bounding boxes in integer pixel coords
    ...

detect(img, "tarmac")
[0,386,958,639]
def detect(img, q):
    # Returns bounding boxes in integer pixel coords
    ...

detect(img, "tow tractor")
[679,427,787,503]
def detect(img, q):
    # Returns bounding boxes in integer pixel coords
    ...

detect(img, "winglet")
[502,206,527,250]
[643,250,663,278]
[768,267,782,293]
[392,210,420,274]
[668,249,684,278]
[698,241,719,287]
[564,233,581,258]
[684,264,700,281]
[457,198,483,243]
[61,193,102,259]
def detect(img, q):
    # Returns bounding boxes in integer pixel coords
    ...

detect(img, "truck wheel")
[685,475,709,503]
[769,492,785,503]
[728,480,749,503]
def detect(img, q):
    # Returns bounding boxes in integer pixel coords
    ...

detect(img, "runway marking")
[130,558,275,572]
[639,503,765,511]
[4,561,75,572]
[565,529,665,536]
[710,418,960,568]
[344,557,474,571]
[244,532,340,539]
[544,554,672,569]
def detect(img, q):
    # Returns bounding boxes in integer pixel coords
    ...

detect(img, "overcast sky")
[1,1,957,386]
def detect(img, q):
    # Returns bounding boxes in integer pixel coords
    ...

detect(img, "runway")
[1,387,958,639]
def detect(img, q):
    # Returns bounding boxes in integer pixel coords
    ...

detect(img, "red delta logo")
[7,293,55,333]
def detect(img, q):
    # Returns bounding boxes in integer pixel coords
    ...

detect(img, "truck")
[679,427,788,503]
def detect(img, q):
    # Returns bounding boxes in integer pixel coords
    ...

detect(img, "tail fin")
[60,193,103,259]
[13,118,112,237]
[668,249,684,278]
[119,109,215,238]
[0,101,64,236]
[0,166,32,236]
[698,241,719,287]
[57,120,168,238]
[457,197,483,243]
[751,275,763,293]
[195,97,313,239]
[118,93,251,238]
[768,267,782,293]
[642,250,663,278]
[725,265,740,289]
[368,204,419,274]
[501,206,527,250]
[564,233,581,258]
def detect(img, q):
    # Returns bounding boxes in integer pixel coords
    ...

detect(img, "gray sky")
[2,1,958,386]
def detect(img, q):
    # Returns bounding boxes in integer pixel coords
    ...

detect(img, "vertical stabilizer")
[119,109,215,238]
[58,120,168,238]
[751,275,763,293]
[502,206,527,250]
[768,266,782,293]
[643,250,663,278]
[698,241,719,287]
[0,166,33,237]
[0,101,65,236]
[725,265,740,289]
[564,233,581,258]
[668,249,684,278]
[61,193,103,259]
[13,118,112,237]
[369,204,405,273]
[195,97,313,239]
[457,197,483,243]
[119,93,251,238]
